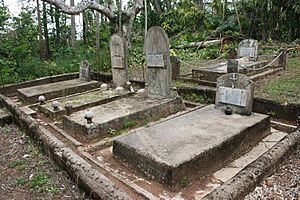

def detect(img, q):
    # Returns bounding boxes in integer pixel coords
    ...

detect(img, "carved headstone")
[215,73,254,115]
[145,26,171,98]
[238,39,258,61]
[110,33,128,87]
[80,60,91,81]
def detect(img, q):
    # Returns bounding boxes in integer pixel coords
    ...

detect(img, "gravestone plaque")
[215,73,254,115]
[80,60,91,81]
[145,26,171,98]
[238,39,258,61]
[110,33,128,86]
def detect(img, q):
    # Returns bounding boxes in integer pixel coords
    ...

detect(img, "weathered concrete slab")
[63,92,185,142]
[192,58,268,82]
[0,108,13,126]
[113,105,270,190]
[17,79,99,104]
[38,89,131,119]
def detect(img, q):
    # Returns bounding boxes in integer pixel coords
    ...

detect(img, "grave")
[38,89,131,119]
[238,39,258,61]
[215,73,253,115]
[113,73,270,190]
[145,26,171,98]
[17,79,99,104]
[61,26,185,142]
[192,57,268,83]
[110,34,128,87]
[191,39,273,83]
[62,92,185,142]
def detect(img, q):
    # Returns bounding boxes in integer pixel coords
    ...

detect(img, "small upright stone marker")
[215,73,254,115]
[227,59,238,73]
[145,26,171,98]
[238,39,258,61]
[110,33,128,87]
[80,60,91,81]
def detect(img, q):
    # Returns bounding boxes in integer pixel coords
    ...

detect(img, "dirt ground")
[1,124,300,200]
[0,124,90,200]
[245,140,300,200]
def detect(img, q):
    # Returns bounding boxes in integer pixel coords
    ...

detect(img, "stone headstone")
[145,26,171,98]
[80,60,91,81]
[110,33,128,87]
[227,59,238,73]
[215,73,254,115]
[238,39,258,61]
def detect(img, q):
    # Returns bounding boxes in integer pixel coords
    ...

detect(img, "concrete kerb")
[203,129,300,200]
[0,94,132,200]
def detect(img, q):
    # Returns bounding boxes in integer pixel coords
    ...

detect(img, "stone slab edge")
[0,73,79,96]
[0,94,132,200]
[203,128,300,200]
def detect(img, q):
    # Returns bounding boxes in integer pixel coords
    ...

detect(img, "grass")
[181,93,213,104]
[255,57,300,104]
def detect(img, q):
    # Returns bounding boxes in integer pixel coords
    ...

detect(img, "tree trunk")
[82,11,87,45]
[95,0,100,53]
[54,6,60,45]
[36,0,46,60]
[151,0,162,16]
[70,0,76,47]
[42,1,51,59]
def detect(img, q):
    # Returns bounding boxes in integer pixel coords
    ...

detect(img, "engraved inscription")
[146,53,165,68]
[219,86,247,107]
[239,47,256,57]
[112,57,124,69]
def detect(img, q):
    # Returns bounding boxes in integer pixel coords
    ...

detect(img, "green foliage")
[8,160,26,169]
[181,93,213,104]
[267,111,276,118]
[123,119,137,129]
[28,172,49,188]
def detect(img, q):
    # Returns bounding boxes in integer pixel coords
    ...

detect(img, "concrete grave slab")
[192,58,268,82]
[113,105,270,190]
[38,89,131,119]
[63,92,185,142]
[17,79,99,104]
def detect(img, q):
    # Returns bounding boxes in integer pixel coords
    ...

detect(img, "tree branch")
[42,0,114,20]
[124,0,144,18]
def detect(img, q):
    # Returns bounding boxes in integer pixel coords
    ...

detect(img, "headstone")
[145,26,171,98]
[171,56,180,80]
[227,59,238,73]
[215,73,254,115]
[80,60,91,81]
[238,39,258,61]
[110,33,128,87]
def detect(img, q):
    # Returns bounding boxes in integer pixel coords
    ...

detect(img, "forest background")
[0,0,299,85]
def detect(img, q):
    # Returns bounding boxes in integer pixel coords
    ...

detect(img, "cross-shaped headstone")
[230,73,238,88]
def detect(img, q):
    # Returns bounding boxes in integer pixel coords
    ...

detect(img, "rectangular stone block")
[17,79,99,104]
[63,93,185,142]
[38,89,131,119]
[113,105,270,190]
